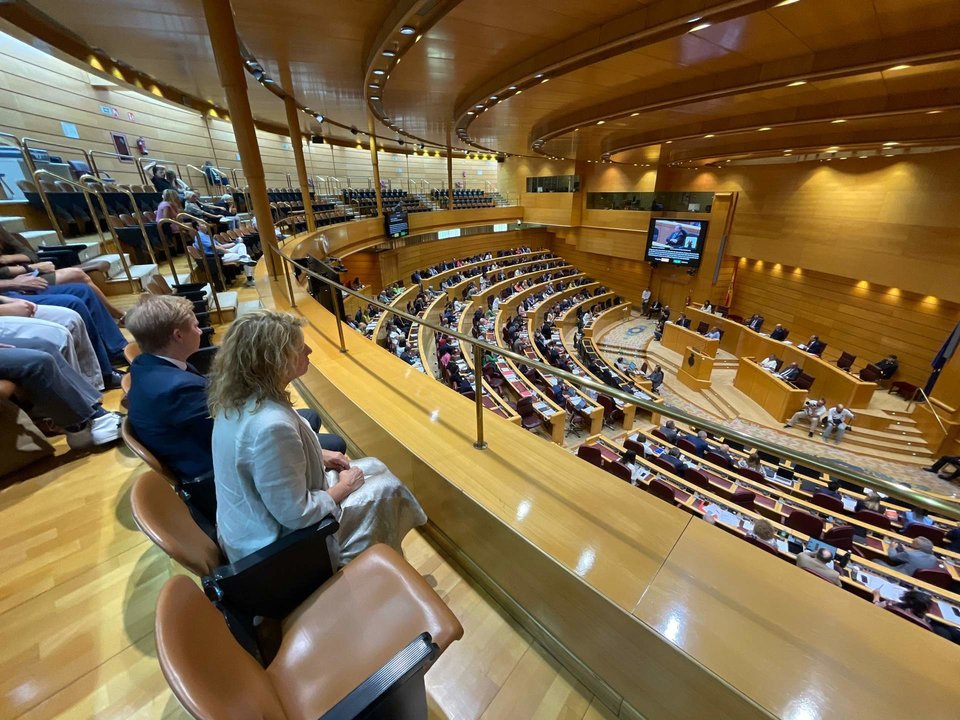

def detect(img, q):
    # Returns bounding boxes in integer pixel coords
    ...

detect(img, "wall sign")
[60,121,79,139]
[127,111,136,122]
[99,105,112,115]
[111,132,133,162]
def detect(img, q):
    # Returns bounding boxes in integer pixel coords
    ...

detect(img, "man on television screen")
[665,225,688,247]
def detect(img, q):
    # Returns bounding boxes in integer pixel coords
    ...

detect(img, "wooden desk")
[585,302,630,340]
[687,307,877,407]
[734,357,808,423]
[661,322,718,358]
[677,346,714,392]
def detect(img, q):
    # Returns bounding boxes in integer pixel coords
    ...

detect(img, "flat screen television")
[645,218,708,267]
[384,205,409,239]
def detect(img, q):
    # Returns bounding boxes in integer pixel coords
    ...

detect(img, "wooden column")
[446,127,454,210]
[201,0,278,275]
[367,114,383,218]
[284,96,316,232]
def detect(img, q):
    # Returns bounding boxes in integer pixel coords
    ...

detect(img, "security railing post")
[473,343,487,449]
[334,297,347,353]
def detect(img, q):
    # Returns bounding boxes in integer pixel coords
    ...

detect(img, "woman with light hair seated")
[208,310,427,567]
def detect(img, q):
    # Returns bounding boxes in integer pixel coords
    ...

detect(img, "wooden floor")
[0,383,613,720]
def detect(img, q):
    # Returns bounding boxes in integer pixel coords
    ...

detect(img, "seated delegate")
[208,309,427,566]
[125,295,346,483]
[784,398,826,436]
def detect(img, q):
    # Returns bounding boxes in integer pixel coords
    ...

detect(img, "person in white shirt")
[491,296,501,312]
[784,398,826,437]
[821,404,854,444]
[641,287,652,314]
[759,354,779,372]
[705,326,721,340]
[702,300,714,313]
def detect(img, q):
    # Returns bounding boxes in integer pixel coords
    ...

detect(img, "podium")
[677,346,714,391]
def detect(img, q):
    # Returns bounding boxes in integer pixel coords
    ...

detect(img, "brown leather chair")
[156,544,463,720]
[121,417,177,485]
[131,470,222,576]
[123,341,141,364]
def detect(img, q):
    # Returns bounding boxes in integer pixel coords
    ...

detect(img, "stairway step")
[20,229,59,250]
[0,215,27,234]
[104,264,157,292]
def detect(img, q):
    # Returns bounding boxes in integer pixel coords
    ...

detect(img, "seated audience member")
[874,588,933,629]
[854,488,882,513]
[660,447,686,474]
[923,455,960,481]
[0,297,101,390]
[713,444,734,466]
[0,279,127,385]
[202,160,227,187]
[208,309,427,566]
[820,479,843,500]
[614,357,636,376]
[736,452,762,473]
[660,419,679,444]
[674,313,691,329]
[705,326,721,340]
[647,364,664,393]
[903,507,934,527]
[192,222,257,286]
[145,163,172,193]
[0,342,121,449]
[659,305,671,323]
[796,547,842,587]
[184,192,225,224]
[653,320,665,341]
[759,354,779,371]
[165,169,189,195]
[702,300,714,313]
[126,295,346,483]
[945,527,960,553]
[155,189,183,248]
[645,299,662,319]
[777,362,801,383]
[799,335,825,355]
[747,313,764,332]
[750,518,779,549]
[874,354,899,380]
[821,404,854,444]
[769,324,788,341]
[880,537,938,576]
[784,398,826,437]
[619,450,646,484]
[0,226,124,321]
[688,430,710,457]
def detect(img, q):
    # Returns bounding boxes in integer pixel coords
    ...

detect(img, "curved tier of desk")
[256,240,960,720]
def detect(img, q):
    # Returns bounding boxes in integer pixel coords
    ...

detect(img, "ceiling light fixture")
[373,69,386,75]
[534,73,544,79]
[597,120,605,125]
[689,22,712,32]
[775,0,800,6]
[369,83,380,89]
[831,119,846,123]
[508,86,517,90]
[370,95,380,101]
[490,95,498,100]
[514,90,522,95]
[540,77,550,83]
[704,134,715,138]
[399,25,416,35]
[926,109,943,114]
[467,110,475,115]
[887,64,911,71]
[665,140,672,144]
[415,34,422,43]
[688,16,703,23]
[787,80,807,87]
[382,49,397,58]
[758,127,771,131]
[883,141,898,146]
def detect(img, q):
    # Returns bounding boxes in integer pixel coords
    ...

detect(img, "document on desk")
[857,572,905,602]
[936,600,960,623]
[703,503,741,528]
[841,496,858,512]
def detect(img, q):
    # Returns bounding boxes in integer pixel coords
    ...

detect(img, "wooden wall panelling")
[547,233,652,305]
[729,259,960,387]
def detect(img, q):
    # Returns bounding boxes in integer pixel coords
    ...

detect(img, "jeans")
[0,345,99,426]
[5,283,126,377]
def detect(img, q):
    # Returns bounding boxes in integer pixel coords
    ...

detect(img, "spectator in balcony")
[208,309,427,566]
[202,160,228,187]
[145,162,172,193]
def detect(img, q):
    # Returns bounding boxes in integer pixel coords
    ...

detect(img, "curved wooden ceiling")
[16,0,960,165]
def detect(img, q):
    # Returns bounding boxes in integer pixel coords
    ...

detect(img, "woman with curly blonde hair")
[208,309,426,566]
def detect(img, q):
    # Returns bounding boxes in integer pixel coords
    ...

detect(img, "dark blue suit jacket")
[687,436,710,457]
[127,353,213,481]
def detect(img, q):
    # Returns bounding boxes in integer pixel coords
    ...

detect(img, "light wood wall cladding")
[547,234,652,305]
[521,191,581,226]
[655,151,960,303]
[729,258,960,388]
[0,30,497,192]
[378,229,551,287]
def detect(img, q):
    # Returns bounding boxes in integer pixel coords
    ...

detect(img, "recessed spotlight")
[399,25,416,35]
[370,95,380,101]
[514,90,522,95]
[775,0,800,6]
[373,69,386,77]
[415,34,422,43]
[758,127,771,131]
[490,95,498,100]
[508,86,517,90]
[887,64,911,71]
[787,80,807,87]
[597,120,605,125]
[689,22,712,32]
[382,49,397,58]
[467,110,475,115]
[926,109,943,114]
[831,119,846,124]
[884,154,895,157]
[704,134,715,138]
[883,141,898,146]
[534,73,544,79]
[665,140,672,144]
[369,83,380,89]
[688,16,703,23]
[540,77,550,83]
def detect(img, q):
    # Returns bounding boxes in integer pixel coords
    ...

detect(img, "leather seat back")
[156,575,288,720]
[130,470,223,576]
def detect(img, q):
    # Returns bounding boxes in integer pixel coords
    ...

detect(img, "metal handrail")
[186,164,212,196]
[88,150,147,184]
[0,132,68,246]
[34,170,135,283]
[77,173,174,282]
[907,387,949,436]
[265,239,960,520]
[160,217,225,323]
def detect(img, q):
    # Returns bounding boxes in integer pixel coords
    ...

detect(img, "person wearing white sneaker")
[0,344,121,449]
[192,222,257,285]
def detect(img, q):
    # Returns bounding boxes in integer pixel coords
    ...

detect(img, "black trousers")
[296,409,347,454]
